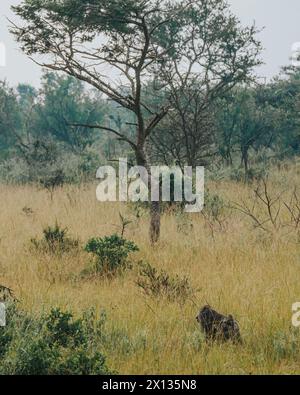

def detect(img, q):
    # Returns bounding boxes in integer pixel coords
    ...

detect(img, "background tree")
[261,67,300,158]
[0,82,20,159]
[215,86,282,177]
[36,72,107,154]
[11,0,262,243]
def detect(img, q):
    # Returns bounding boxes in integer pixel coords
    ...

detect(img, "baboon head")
[196,305,216,328]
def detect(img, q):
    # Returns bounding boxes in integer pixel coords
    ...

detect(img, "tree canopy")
[11,0,263,243]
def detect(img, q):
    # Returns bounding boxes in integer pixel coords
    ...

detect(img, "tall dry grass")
[0,161,300,374]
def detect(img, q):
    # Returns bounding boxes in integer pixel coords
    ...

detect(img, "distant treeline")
[0,67,299,184]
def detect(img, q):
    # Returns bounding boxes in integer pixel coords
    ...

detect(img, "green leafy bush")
[136,261,195,303]
[0,305,113,375]
[85,234,139,274]
[31,223,79,254]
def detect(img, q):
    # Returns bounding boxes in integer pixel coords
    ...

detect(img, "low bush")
[136,261,195,303]
[31,223,79,255]
[85,234,139,274]
[0,304,113,375]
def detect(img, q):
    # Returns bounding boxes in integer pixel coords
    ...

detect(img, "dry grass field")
[1,161,300,374]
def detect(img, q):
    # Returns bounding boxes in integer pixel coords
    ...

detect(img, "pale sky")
[0,0,300,87]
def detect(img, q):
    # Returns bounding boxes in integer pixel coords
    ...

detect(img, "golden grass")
[1,162,300,374]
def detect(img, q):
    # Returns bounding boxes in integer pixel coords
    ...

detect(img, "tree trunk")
[149,200,160,244]
[241,147,249,180]
[136,144,161,244]
[226,148,233,166]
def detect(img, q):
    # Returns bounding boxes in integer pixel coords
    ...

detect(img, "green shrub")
[31,223,79,254]
[0,305,113,375]
[136,261,195,303]
[45,308,86,347]
[85,234,139,274]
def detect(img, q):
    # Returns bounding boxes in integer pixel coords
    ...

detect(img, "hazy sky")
[0,0,300,87]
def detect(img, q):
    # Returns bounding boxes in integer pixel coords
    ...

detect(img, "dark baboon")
[196,305,242,343]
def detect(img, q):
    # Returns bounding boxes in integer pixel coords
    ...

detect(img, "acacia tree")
[11,0,261,243]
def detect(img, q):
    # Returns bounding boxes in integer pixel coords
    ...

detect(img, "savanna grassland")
[1,161,300,375]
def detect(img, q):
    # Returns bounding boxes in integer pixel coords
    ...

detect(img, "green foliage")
[0,72,110,184]
[215,87,281,175]
[136,261,195,303]
[0,305,113,375]
[0,82,21,159]
[0,1,297,185]
[35,72,106,153]
[45,308,86,348]
[10,0,262,195]
[85,234,139,274]
[31,223,79,255]
[15,137,66,186]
